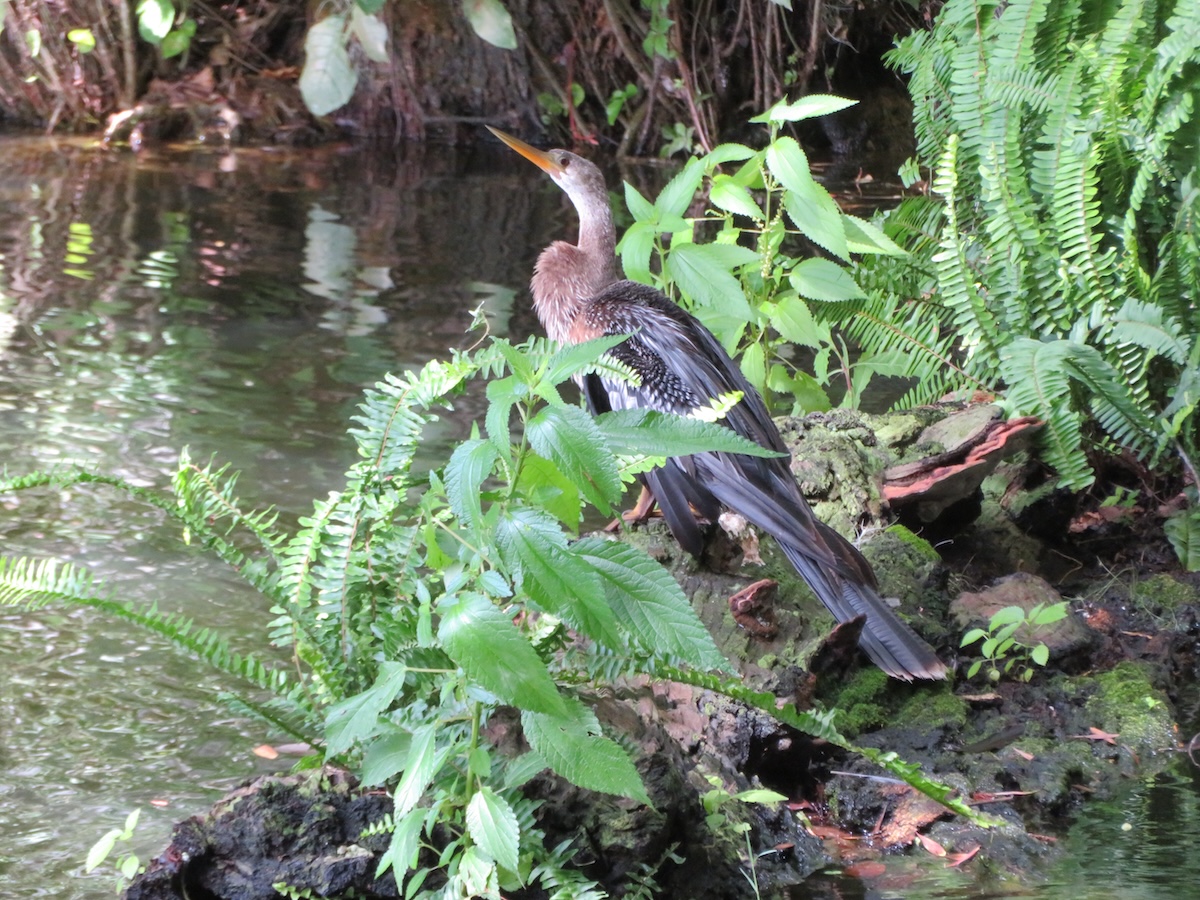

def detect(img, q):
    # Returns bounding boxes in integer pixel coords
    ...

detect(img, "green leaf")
[527,405,623,511]
[752,94,857,123]
[136,0,173,43]
[438,592,567,716]
[362,730,412,786]
[350,7,389,62]
[655,157,705,218]
[734,788,788,804]
[709,174,763,220]
[522,703,651,804]
[1165,506,1200,571]
[624,181,656,221]
[1030,644,1050,667]
[768,294,829,347]
[300,15,357,117]
[514,454,581,529]
[988,606,1026,629]
[789,258,866,301]
[574,536,729,670]
[783,184,849,261]
[445,439,498,527]
[665,243,754,319]
[961,627,986,647]
[86,829,121,873]
[703,143,758,167]
[466,787,520,873]
[394,723,441,817]
[617,220,656,285]
[496,509,620,647]
[595,407,785,458]
[843,214,907,256]
[67,28,96,53]
[324,661,408,757]
[462,0,517,49]
[740,341,767,396]
[543,333,630,384]
[160,26,192,59]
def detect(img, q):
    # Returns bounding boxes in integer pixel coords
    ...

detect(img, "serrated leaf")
[843,214,907,256]
[515,454,581,529]
[324,661,408,757]
[783,184,849,261]
[496,509,620,647]
[769,294,829,347]
[527,404,623,511]
[544,333,630,384]
[665,243,754,320]
[574,536,729,670]
[522,702,651,803]
[438,592,567,715]
[617,220,657,285]
[703,143,758,167]
[789,258,866,301]
[1030,644,1050,666]
[752,94,857,123]
[445,439,498,527]
[740,341,767,396]
[350,7,389,62]
[595,407,785,458]
[362,730,413,786]
[394,723,440,817]
[709,174,764,220]
[300,15,357,117]
[623,181,656,221]
[462,0,516,49]
[656,157,705,218]
[466,788,520,873]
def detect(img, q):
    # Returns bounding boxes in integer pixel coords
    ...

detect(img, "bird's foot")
[605,485,659,532]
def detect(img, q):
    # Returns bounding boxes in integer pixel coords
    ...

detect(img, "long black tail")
[776,538,947,681]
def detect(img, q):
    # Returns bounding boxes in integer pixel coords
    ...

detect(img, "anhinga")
[489,126,947,681]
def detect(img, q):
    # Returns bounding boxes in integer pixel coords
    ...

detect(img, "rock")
[951,573,1097,662]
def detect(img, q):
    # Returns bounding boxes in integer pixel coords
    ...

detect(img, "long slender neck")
[531,187,619,344]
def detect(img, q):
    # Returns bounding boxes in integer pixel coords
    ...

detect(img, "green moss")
[829,668,890,737]
[894,683,968,732]
[1130,573,1196,612]
[1083,662,1176,752]
[884,524,941,562]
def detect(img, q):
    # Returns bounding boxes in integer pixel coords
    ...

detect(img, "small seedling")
[960,602,1069,682]
[701,776,788,900]
[85,808,143,890]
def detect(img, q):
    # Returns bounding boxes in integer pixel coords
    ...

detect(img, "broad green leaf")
[655,156,705,218]
[665,243,753,321]
[617,220,657,285]
[324,661,408,756]
[466,787,520,873]
[527,404,623,510]
[1165,506,1200,571]
[623,181,656,221]
[740,341,767,396]
[394,723,441,817]
[544,333,630,384]
[514,453,581,529]
[574,536,729,670]
[300,15,357,117]
[362,729,412,786]
[160,25,193,59]
[522,703,651,804]
[752,94,857,123]
[85,829,121,873]
[462,0,517,49]
[768,294,829,347]
[765,136,814,195]
[735,788,788,804]
[709,174,764,221]
[703,143,758,168]
[595,407,785,458]
[438,592,567,715]
[1030,644,1050,666]
[789,258,866,301]
[484,375,522,456]
[988,606,1026,629]
[445,439,498,527]
[350,7,389,62]
[136,0,173,43]
[376,806,425,877]
[495,509,620,647]
[784,184,849,261]
[843,214,907,256]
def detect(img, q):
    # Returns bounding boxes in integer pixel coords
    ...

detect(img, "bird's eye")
[558,154,571,168]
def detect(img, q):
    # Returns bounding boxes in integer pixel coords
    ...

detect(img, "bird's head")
[487,127,608,207]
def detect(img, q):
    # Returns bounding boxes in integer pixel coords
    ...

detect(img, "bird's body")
[490,127,946,681]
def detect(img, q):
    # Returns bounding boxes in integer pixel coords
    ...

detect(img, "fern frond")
[0,556,102,609]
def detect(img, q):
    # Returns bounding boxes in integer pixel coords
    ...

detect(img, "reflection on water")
[0,135,555,898]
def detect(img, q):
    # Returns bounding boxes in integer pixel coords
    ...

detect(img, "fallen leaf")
[1070,727,1119,745]
[844,861,887,878]
[917,833,947,857]
[1012,747,1035,761]
[969,789,1037,803]
[252,744,280,759]
[947,845,981,868]
[149,799,170,808]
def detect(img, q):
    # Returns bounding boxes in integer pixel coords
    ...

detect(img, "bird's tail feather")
[778,539,947,681]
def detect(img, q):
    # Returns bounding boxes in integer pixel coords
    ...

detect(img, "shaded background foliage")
[0,0,928,153]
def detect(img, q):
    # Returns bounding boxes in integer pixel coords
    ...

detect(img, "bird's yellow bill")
[487,126,565,175]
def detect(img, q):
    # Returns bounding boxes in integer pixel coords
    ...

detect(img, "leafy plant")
[844,0,1199,565]
[85,808,143,890]
[701,777,788,900]
[617,94,908,415]
[3,336,986,895]
[960,602,1070,683]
